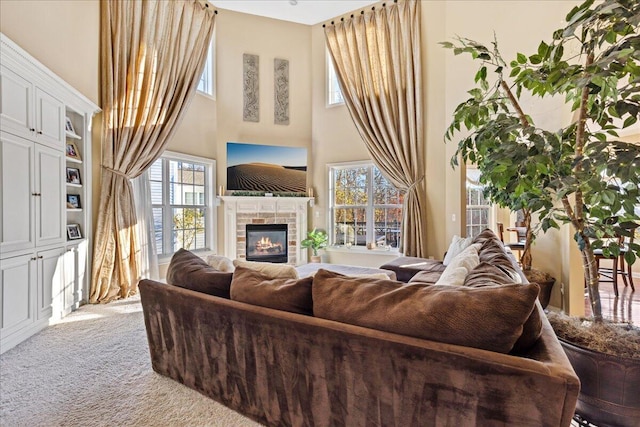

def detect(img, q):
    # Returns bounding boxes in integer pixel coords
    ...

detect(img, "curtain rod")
[322,0,397,28]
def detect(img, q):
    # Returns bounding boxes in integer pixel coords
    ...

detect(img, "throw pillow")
[166,248,233,298]
[232,259,298,279]
[313,269,540,354]
[205,254,235,272]
[230,266,313,315]
[435,243,481,286]
[443,235,473,266]
[464,262,543,353]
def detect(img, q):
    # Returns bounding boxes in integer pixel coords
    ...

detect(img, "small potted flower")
[301,228,328,263]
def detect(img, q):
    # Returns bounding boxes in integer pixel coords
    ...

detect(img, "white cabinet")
[0,33,100,354]
[0,132,65,253]
[0,248,67,350]
[37,247,65,321]
[0,64,64,149]
[0,133,34,253]
[35,143,65,246]
[0,254,36,346]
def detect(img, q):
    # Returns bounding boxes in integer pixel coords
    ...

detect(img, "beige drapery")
[324,0,426,257]
[91,0,216,303]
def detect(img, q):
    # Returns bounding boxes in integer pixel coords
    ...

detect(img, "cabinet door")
[0,65,34,140]
[0,132,35,253]
[34,88,64,148]
[0,253,36,340]
[35,144,65,247]
[38,247,64,321]
[61,246,76,316]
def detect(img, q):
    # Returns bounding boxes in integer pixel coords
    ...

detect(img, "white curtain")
[133,174,159,281]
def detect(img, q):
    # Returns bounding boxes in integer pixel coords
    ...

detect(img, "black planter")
[559,338,640,427]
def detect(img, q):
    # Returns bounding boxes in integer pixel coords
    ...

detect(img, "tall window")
[466,168,491,238]
[149,151,216,257]
[327,50,344,106]
[197,32,215,97]
[329,162,403,249]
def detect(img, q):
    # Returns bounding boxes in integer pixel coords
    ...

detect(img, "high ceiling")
[209,1,379,26]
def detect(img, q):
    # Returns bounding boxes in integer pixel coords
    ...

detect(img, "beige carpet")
[0,296,263,427]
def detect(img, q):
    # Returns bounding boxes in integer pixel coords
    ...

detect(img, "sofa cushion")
[313,269,540,354]
[378,257,445,282]
[464,262,514,287]
[232,259,298,279]
[230,266,313,315]
[166,249,233,298]
[464,262,543,353]
[442,235,473,266]
[407,270,443,284]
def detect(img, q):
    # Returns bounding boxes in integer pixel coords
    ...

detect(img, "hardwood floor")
[584,274,639,324]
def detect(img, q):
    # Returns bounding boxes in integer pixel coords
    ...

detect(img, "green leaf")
[529,54,542,64]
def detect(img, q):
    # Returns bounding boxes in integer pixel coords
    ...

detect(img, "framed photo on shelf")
[66,167,81,185]
[67,223,82,240]
[66,194,81,209]
[66,141,81,161]
[65,116,76,134]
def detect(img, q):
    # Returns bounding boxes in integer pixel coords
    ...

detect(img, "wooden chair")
[594,233,636,297]
[497,222,525,262]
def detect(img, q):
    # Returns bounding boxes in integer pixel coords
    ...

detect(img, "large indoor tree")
[444,0,640,322]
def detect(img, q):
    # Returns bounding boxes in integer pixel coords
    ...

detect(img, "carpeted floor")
[0,296,263,427]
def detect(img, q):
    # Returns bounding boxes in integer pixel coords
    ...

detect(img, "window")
[197,32,215,97]
[327,50,344,106]
[149,151,216,257]
[329,162,403,249]
[466,168,491,238]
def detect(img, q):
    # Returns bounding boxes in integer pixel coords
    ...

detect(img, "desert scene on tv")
[227,142,307,193]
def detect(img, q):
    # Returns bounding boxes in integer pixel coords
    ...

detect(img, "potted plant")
[301,228,328,263]
[443,0,640,424]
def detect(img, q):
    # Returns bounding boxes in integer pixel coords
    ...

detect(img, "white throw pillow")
[435,243,481,286]
[435,266,469,286]
[205,255,235,272]
[442,235,473,266]
[232,259,298,279]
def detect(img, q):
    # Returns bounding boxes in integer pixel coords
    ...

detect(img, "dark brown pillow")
[313,269,540,354]
[464,262,514,287]
[464,262,543,353]
[165,249,233,298]
[230,266,313,315]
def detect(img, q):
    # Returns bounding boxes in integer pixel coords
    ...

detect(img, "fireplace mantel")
[219,196,314,265]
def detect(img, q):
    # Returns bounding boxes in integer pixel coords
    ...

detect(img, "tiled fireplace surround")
[220,196,313,265]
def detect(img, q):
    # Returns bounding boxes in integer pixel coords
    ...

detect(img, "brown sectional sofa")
[139,229,580,426]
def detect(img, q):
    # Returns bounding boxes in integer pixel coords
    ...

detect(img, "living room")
[1,0,639,425]
[6,0,635,311]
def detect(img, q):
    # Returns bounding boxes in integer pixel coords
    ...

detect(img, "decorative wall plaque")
[274,58,289,125]
[243,53,259,122]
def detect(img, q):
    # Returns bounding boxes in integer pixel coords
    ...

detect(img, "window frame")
[326,49,345,107]
[465,167,495,238]
[150,150,217,261]
[327,160,403,251]
[196,30,215,99]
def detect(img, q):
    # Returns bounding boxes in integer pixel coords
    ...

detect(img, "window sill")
[326,246,401,256]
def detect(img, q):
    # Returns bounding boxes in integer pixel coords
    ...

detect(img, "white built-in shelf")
[65,130,81,140]
[66,157,82,164]
[66,208,82,212]
[66,183,82,188]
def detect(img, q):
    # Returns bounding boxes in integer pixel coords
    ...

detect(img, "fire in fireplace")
[246,224,288,263]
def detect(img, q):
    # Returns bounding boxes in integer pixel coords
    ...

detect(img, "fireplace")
[246,224,288,263]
